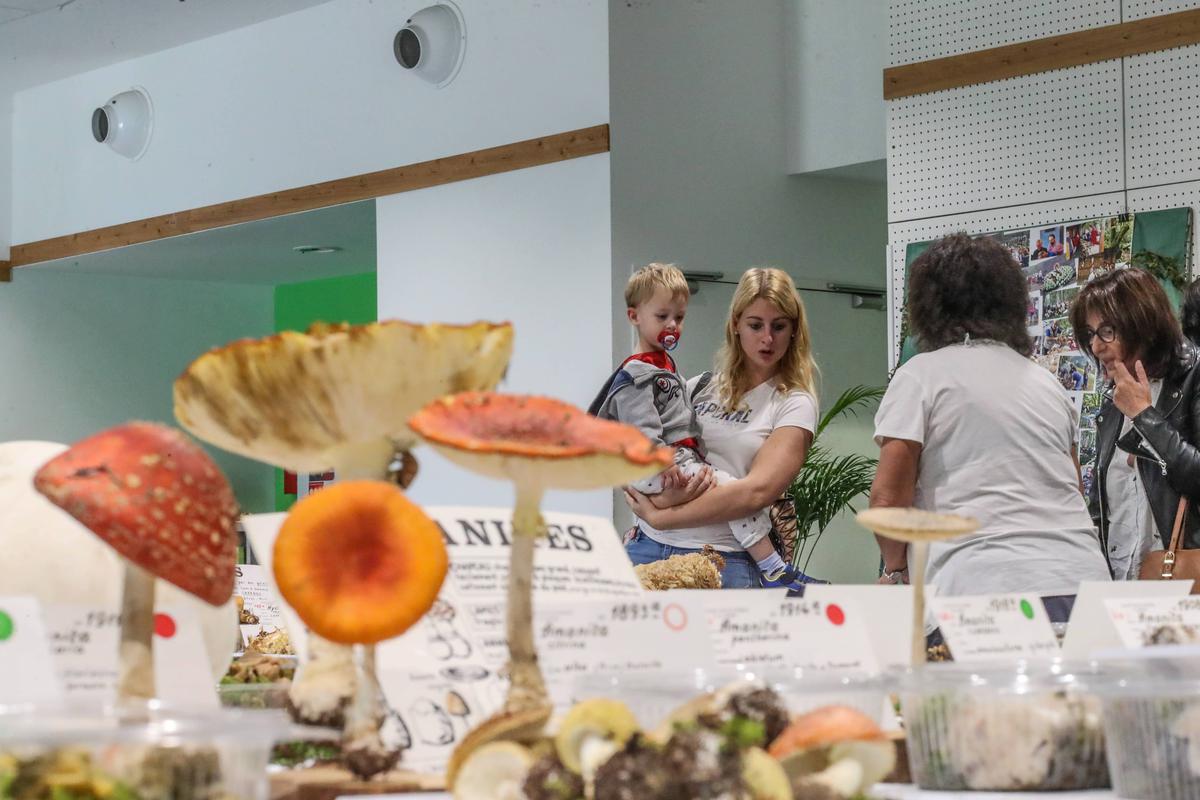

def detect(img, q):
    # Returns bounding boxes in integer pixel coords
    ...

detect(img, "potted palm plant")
[774,385,885,575]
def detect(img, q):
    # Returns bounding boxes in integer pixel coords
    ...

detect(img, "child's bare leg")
[747,537,778,561]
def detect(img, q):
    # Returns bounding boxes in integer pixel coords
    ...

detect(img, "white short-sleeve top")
[874,342,1111,596]
[640,376,817,551]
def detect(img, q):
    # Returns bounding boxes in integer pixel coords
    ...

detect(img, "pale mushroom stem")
[910,540,929,666]
[504,483,549,713]
[345,644,383,744]
[117,562,157,705]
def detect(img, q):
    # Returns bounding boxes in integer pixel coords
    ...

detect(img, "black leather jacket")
[1090,342,1200,569]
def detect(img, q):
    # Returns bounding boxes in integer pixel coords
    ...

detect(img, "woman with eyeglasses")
[1070,268,1200,579]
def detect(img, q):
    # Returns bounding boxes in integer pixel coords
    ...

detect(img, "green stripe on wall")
[272,272,377,511]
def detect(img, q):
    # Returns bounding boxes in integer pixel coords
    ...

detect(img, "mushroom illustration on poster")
[896,208,1192,496]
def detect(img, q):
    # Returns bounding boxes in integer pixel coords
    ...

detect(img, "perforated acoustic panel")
[1127,43,1200,187]
[887,0,1118,67]
[886,193,1128,369]
[887,62,1124,223]
[1124,0,1200,21]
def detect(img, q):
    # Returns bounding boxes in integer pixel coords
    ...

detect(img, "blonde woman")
[625,268,821,588]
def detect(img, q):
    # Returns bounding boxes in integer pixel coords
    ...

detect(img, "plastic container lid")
[894,658,1100,695]
[1089,645,1200,697]
[0,701,292,747]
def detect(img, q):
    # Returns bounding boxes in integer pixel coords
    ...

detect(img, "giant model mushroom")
[854,507,978,664]
[33,422,238,706]
[173,319,513,725]
[272,480,448,779]
[408,392,673,780]
[173,320,514,482]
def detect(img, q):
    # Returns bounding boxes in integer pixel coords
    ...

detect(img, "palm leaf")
[785,384,884,571]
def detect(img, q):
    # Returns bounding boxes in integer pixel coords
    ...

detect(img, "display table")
[871,786,1115,800]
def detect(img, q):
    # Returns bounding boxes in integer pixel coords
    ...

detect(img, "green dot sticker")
[1020,599,1035,620]
[0,610,13,641]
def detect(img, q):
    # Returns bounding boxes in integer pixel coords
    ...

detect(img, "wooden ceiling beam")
[884,8,1200,100]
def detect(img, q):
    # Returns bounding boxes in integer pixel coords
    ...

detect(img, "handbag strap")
[1168,496,1190,552]
[1161,497,1191,579]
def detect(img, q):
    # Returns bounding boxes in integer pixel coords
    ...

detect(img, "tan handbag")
[1138,497,1200,594]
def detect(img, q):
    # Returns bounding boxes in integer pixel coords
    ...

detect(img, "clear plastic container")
[0,701,291,800]
[1091,647,1200,800]
[217,681,292,710]
[573,666,888,730]
[896,660,1109,791]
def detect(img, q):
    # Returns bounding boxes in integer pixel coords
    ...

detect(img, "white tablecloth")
[335,784,1120,799]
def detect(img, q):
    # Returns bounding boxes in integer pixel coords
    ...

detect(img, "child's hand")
[655,467,715,508]
[659,465,686,490]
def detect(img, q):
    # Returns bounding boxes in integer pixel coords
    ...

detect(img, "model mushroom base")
[452,683,893,800]
[409,392,673,775]
[272,480,449,779]
[33,422,238,706]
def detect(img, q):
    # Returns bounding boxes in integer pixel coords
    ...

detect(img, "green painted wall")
[272,272,377,510]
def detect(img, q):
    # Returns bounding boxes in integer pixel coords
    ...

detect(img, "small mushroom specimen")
[33,422,238,704]
[174,319,512,726]
[452,741,534,800]
[854,507,978,665]
[769,706,895,799]
[410,392,672,770]
[272,480,449,779]
[554,699,640,791]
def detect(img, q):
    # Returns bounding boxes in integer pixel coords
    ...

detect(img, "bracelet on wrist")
[881,565,908,582]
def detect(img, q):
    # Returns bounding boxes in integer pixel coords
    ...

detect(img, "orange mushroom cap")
[273,481,449,645]
[33,422,238,606]
[768,705,886,759]
[408,393,674,490]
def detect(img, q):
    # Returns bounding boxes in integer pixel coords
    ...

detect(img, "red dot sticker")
[825,604,846,626]
[663,603,689,632]
[154,613,177,639]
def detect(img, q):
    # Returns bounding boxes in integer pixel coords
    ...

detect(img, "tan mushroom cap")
[854,507,979,543]
[174,320,513,476]
[769,706,887,759]
[446,706,551,789]
[408,393,674,490]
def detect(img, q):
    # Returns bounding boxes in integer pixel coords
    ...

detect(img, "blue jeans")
[625,528,762,589]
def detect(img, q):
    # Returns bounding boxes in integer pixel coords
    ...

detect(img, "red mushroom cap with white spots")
[33,422,239,606]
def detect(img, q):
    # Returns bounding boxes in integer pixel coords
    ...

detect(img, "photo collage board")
[996,216,1131,496]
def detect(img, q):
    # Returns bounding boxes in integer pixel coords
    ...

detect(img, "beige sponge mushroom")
[769,706,895,799]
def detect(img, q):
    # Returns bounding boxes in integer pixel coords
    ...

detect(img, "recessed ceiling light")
[292,245,341,255]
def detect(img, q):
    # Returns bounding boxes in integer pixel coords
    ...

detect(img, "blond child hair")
[625,262,690,308]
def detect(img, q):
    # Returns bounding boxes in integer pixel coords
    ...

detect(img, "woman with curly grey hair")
[869,233,1109,621]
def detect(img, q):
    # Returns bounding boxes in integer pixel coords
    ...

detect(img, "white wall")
[0,268,276,511]
[377,154,614,517]
[785,0,887,175]
[610,0,888,583]
[10,0,607,244]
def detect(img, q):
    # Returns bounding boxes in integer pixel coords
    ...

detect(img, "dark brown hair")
[907,233,1032,356]
[1182,276,1200,347]
[1070,268,1183,379]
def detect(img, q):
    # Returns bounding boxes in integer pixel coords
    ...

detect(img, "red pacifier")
[658,329,680,351]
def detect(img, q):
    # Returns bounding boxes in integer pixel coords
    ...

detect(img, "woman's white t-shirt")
[873,343,1111,597]
[640,376,817,551]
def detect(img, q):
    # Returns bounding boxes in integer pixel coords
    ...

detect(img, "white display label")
[1105,595,1200,648]
[43,602,216,708]
[1060,580,1193,660]
[679,588,879,673]
[931,594,1059,661]
[0,596,64,707]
